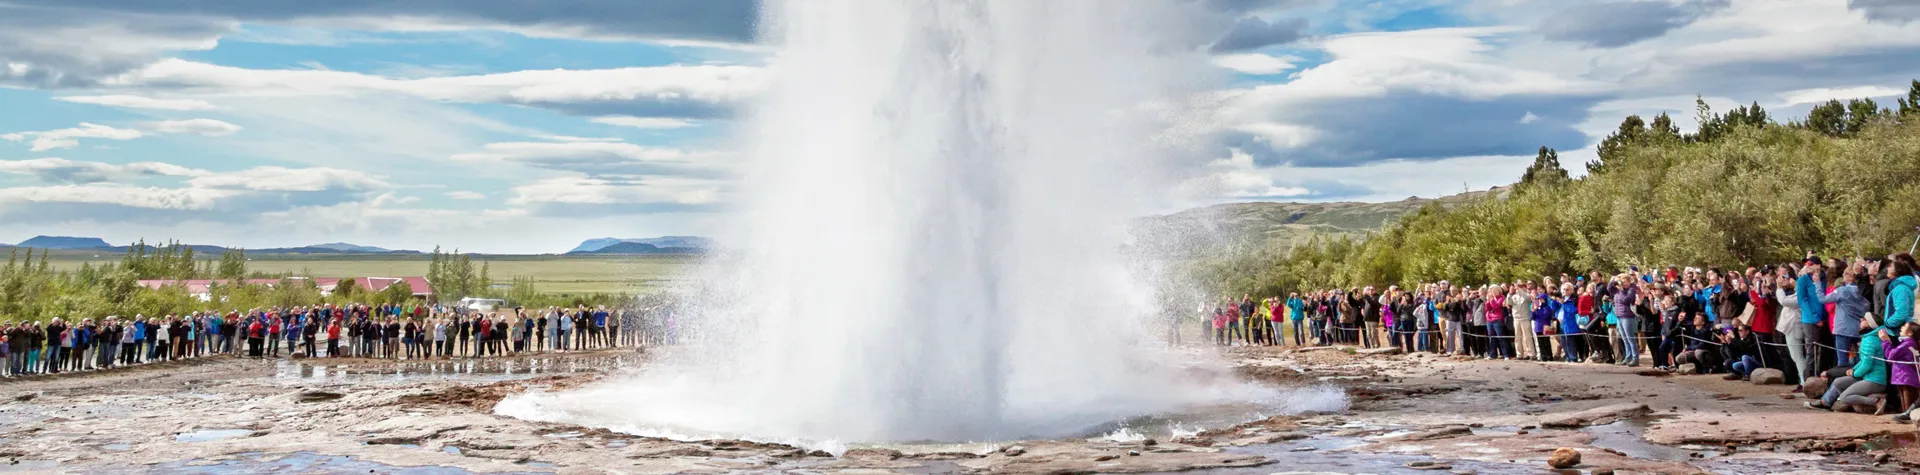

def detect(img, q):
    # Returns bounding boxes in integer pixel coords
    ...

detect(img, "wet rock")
[1875,452,1891,464]
[843,448,903,460]
[1540,404,1651,428]
[913,452,982,460]
[1406,460,1452,470]
[295,391,344,403]
[1093,455,1118,462]
[1140,438,1157,446]
[14,393,36,402]
[1002,446,1026,457]
[1547,447,1582,469]
[1750,368,1785,385]
[1384,426,1472,442]
[1127,450,1140,457]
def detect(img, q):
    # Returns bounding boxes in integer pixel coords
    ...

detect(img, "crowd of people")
[1206,252,1920,422]
[0,303,677,377]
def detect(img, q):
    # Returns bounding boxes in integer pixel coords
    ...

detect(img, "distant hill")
[569,236,712,253]
[1134,187,1505,255]
[17,236,113,249]
[566,241,703,255]
[307,242,390,253]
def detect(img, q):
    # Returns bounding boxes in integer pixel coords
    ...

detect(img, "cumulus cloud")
[0,158,390,224]
[450,141,728,179]
[11,0,759,43]
[152,119,243,136]
[1538,0,1731,48]
[0,0,756,87]
[1,123,145,151]
[1851,0,1920,23]
[1219,27,1609,167]
[0,4,230,88]
[507,176,724,216]
[1210,16,1310,52]
[0,158,201,184]
[444,190,485,200]
[1775,85,1909,106]
[56,95,218,110]
[1211,53,1304,75]
[103,59,765,118]
[591,116,699,129]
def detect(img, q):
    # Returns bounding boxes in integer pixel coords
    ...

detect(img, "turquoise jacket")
[1287,297,1305,321]
[1883,275,1915,331]
[1855,328,1890,385]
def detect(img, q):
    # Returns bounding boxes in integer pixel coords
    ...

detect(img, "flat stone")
[1540,404,1651,428]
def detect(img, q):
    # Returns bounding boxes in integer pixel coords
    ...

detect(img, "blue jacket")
[1532,294,1557,333]
[1822,283,1869,337]
[1695,285,1721,322]
[1884,275,1916,330]
[1556,297,1581,334]
[1797,274,1828,325]
[1286,298,1305,321]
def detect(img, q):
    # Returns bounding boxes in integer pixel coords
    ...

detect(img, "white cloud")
[444,190,485,200]
[591,116,698,129]
[152,118,243,136]
[0,158,393,225]
[1211,53,1304,75]
[507,176,722,206]
[1775,85,1908,106]
[103,59,766,118]
[0,157,202,184]
[451,141,727,178]
[1519,111,1540,124]
[55,95,218,110]
[1,123,145,151]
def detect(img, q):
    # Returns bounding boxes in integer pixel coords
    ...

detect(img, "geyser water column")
[498,0,1280,444]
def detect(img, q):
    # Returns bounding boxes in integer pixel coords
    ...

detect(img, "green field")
[44,254,698,295]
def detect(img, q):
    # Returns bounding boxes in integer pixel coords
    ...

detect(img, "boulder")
[1002,445,1026,457]
[1547,447,1582,469]
[1802,377,1829,399]
[1750,368,1786,385]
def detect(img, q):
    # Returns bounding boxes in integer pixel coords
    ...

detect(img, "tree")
[1591,115,1647,174]
[1519,146,1570,190]
[1808,99,1848,136]
[217,248,247,281]
[380,281,414,305]
[1899,80,1920,118]
[334,277,360,301]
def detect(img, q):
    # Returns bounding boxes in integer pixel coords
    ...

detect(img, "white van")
[459,297,508,312]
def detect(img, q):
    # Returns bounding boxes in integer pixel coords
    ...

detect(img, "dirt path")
[0,345,1913,474]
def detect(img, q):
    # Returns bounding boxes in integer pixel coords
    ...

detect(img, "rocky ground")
[1,345,1915,474]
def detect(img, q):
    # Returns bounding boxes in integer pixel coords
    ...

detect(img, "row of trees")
[1191,79,1920,296]
[1,243,632,323]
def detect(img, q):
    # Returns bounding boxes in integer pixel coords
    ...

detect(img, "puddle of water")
[442,446,463,456]
[1214,438,1543,475]
[174,429,254,442]
[142,451,540,474]
[1580,417,1698,462]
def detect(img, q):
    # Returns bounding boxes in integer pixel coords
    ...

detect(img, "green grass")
[44,254,697,295]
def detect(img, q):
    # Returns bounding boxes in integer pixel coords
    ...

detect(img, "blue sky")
[2,0,1918,253]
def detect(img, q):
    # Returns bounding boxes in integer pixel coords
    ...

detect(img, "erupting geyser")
[499,0,1336,445]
